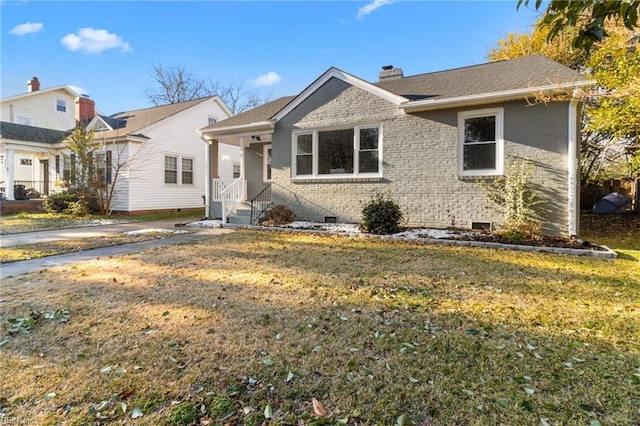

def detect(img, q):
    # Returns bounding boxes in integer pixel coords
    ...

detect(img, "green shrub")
[43,191,80,213]
[361,193,404,235]
[264,205,296,225]
[65,200,90,217]
[483,160,544,239]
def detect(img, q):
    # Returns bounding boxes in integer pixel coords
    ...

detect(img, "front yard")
[0,219,638,424]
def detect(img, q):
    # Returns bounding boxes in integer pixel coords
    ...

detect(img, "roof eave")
[400,81,595,113]
[199,120,275,140]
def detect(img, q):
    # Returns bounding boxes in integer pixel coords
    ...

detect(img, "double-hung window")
[182,158,194,185]
[56,99,67,113]
[292,125,382,178]
[95,151,112,184]
[458,108,503,176]
[164,156,178,184]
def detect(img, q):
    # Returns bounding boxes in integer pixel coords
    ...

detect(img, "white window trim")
[56,98,68,113]
[208,116,218,125]
[263,144,272,182]
[164,155,179,185]
[291,124,383,179]
[164,154,196,186]
[181,157,195,186]
[458,107,504,177]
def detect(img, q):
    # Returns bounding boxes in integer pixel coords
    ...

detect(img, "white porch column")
[4,148,15,200]
[240,137,247,201]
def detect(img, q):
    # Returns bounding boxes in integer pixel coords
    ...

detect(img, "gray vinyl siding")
[269,77,571,235]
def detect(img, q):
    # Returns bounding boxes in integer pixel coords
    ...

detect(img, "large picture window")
[292,125,382,178]
[458,108,503,176]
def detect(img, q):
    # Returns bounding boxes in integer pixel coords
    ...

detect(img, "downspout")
[567,100,579,236]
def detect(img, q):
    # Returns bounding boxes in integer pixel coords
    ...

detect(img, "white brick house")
[199,55,592,235]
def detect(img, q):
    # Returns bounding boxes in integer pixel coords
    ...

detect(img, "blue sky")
[1,1,541,115]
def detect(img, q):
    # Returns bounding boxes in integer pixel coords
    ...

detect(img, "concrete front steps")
[227,203,268,225]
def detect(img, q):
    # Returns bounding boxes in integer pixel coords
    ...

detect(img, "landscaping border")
[214,223,617,259]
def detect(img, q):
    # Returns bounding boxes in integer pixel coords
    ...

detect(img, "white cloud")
[9,22,44,36]
[61,28,132,54]
[253,71,282,87]
[356,0,395,19]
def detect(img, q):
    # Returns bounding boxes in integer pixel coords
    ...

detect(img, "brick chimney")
[27,77,40,92]
[75,96,96,123]
[378,65,404,81]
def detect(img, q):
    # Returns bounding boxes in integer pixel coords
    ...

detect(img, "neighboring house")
[0,77,95,200]
[199,55,592,236]
[1,76,238,211]
[87,97,235,213]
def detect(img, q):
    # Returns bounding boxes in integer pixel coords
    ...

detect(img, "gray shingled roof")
[96,97,214,139]
[375,55,586,101]
[0,122,70,144]
[201,55,588,131]
[201,96,296,131]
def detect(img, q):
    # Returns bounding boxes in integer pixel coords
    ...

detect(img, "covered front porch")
[202,132,273,224]
[0,146,61,200]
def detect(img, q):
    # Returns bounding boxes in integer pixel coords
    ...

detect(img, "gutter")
[400,81,595,112]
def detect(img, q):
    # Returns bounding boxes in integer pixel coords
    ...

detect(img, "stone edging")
[220,224,617,259]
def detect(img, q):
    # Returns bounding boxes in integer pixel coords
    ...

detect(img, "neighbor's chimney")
[378,65,404,81]
[27,76,40,92]
[75,95,96,123]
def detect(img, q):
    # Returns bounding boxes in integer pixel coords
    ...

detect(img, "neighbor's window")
[182,158,194,185]
[458,108,503,176]
[232,162,241,178]
[56,99,67,113]
[95,151,112,184]
[208,116,217,125]
[263,145,272,182]
[292,125,382,178]
[164,155,178,184]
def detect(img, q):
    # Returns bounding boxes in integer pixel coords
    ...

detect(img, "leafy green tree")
[489,19,640,182]
[518,0,640,50]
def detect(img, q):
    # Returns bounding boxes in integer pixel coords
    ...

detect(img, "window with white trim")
[95,151,112,184]
[182,158,194,185]
[263,145,272,182]
[56,98,67,113]
[164,156,178,184]
[208,116,217,125]
[292,125,382,178]
[232,162,241,178]
[458,108,503,176]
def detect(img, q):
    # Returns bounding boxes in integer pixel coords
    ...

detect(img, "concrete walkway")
[0,218,234,279]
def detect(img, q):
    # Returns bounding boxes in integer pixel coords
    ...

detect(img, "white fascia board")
[211,95,234,119]
[273,68,407,121]
[199,120,275,140]
[1,85,81,103]
[1,139,64,151]
[91,133,148,144]
[400,81,595,112]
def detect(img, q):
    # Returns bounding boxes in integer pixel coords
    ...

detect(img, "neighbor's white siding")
[125,99,235,212]
[218,142,241,178]
[0,89,77,131]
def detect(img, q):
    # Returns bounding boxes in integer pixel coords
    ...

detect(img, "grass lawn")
[0,217,638,425]
[0,210,204,235]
